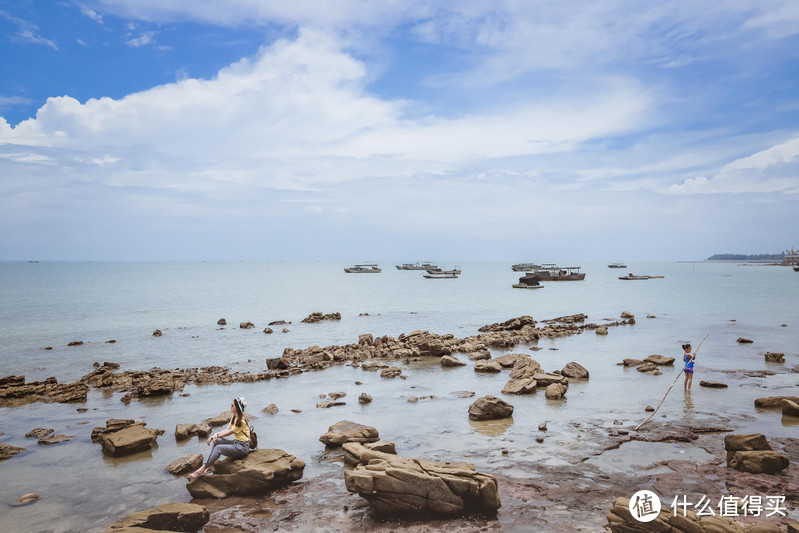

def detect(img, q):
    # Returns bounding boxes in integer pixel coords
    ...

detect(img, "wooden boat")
[426,267,461,275]
[344,264,381,273]
[535,265,586,281]
[512,274,543,289]
[511,263,541,271]
[396,261,438,270]
[618,273,665,280]
[608,263,626,268]
[423,272,459,279]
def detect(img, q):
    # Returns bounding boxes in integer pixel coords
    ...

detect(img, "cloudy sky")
[1,1,797,261]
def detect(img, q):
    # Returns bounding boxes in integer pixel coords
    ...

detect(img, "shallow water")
[0,261,797,532]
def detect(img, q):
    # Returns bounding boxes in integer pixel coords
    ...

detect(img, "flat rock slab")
[103,502,209,532]
[344,448,500,516]
[755,396,799,409]
[699,380,728,388]
[643,355,675,365]
[38,434,74,445]
[25,428,54,438]
[185,449,305,499]
[319,421,379,447]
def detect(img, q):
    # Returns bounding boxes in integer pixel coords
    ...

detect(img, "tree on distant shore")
[706,253,784,260]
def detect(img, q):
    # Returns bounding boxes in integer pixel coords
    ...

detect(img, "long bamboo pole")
[635,333,709,431]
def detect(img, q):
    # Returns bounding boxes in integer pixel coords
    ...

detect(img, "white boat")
[423,272,459,279]
[396,261,438,270]
[344,264,381,273]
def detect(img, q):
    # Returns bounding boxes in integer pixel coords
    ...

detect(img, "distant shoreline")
[678,260,782,264]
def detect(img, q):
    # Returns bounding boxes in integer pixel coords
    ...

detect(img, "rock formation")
[319,421,379,447]
[92,419,164,457]
[343,442,500,516]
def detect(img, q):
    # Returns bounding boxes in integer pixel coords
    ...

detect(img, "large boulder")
[342,441,398,466]
[561,362,589,379]
[319,421,379,447]
[103,502,209,532]
[468,396,513,420]
[344,448,500,516]
[174,424,197,440]
[95,421,165,457]
[186,449,305,499]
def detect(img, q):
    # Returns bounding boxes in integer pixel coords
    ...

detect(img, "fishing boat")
[512,273,543,289]
[423,272,459,279]
[618,273,665,280]
[511,263,541,271]
[426,266,461,275]
[534,265,586,281]
[794,266,799,272]
[344,264,382,273]
[396,261,438,270]
[608,263,626,268]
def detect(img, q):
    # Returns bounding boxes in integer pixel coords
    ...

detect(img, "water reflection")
[782,414,799,427]
[469,416,514,436]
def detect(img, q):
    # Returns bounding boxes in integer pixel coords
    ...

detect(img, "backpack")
[248,423,258,449]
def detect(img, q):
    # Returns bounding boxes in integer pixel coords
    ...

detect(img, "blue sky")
[1,1,798,261]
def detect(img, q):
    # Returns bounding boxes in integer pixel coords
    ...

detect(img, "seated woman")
[189,397,251,479]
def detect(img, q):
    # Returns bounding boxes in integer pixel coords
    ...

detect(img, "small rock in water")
[535,437,544,443]
[152,330,162,337]
[354,381,362,385]
[291,409,302,413]
[737,337,753,344]
[25,428,54,439]
[538,423,547,431]
[358,393,373,404]
[700,380,728,388]
[263,404,279,415]
[501,449,509,456]
[645,405,655,412]
[13,493,39,506]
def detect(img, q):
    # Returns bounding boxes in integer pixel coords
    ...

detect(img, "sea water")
[0,261,796,532]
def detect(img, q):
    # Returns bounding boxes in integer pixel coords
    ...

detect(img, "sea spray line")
[635,333,710,431]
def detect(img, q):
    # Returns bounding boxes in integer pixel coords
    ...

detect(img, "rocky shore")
[2,310,797,532]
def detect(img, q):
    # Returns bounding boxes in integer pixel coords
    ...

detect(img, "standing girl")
[682,343,694,392]
[189,397,251,479]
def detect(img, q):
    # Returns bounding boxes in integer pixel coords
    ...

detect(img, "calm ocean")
[0,261,797,531]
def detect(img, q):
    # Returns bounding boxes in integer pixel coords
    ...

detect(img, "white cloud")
[127,31,157,47]
[80,5,104,24]
[0,29,652,188]
[667,136,799,194]
[0,10,59,50]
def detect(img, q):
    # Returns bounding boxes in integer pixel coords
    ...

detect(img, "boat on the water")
[396,261,438,270]
[511,263,541,271]
[512,273,543,289]
[794,266,799,272]
[608,263,626,268]
[534,265,586,281]
[344,264,382,273]
[423,272,459,279]
[426,266,461,275]
[618,273,664,280]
